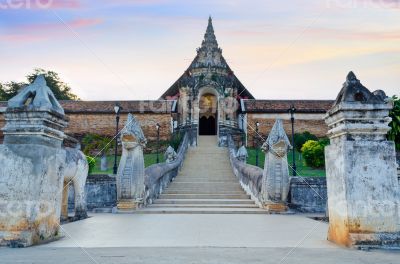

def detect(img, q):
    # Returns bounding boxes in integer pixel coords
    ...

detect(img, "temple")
[0,17,333,145]
[161,17,253,136]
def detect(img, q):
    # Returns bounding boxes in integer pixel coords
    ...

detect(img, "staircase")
[138,136,266,214]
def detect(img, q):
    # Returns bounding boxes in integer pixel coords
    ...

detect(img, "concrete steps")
[136,135,264,214]
[153,199,255,205]
[159,194,251,199]
[135,207,267,214]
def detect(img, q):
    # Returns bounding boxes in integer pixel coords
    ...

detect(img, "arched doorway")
[199,93,217,135]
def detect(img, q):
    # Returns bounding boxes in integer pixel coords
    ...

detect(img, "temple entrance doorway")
[199,116,216,135]
[199,93,217,135]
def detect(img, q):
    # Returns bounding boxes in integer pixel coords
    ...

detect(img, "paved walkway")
[43,213,332,248]
[2,213,399,263]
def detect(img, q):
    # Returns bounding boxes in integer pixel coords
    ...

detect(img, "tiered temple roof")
[160,17,254,100]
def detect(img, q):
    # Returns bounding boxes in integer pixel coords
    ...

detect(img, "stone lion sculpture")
[61,144,89,221]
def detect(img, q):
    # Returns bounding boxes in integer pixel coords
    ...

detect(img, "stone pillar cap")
[7,75,65,115]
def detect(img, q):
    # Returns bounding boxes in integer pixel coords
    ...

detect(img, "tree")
[0,68,79,101]
[0,82,27,101]
[81,134,115,157]
[388,95,400,151]
[293,131,318,152]
[27,68,79,100]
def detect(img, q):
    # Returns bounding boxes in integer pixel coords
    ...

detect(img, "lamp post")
[241,114,245,145]
[255,121,260,167]
[289,104,297,176]
[113,103,122,175]
[156,123,160,163]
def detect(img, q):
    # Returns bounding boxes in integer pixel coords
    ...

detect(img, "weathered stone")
[324,72,400,249]
[0,76,68,247]
[116,114,147,212]
[100,155,108,171]
[7,75,64,115]
[164,146,177,163]
[289,177,327,213]
[236,145,248,163]
[61,145,89,220]
[260,119,291,212]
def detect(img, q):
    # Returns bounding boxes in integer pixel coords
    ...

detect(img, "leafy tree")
[0,68,79,101]
[388,95,400,151]
[27,68,79,100]
[294,131,318,152]
[81,134,115,157]
[0,82,27,101]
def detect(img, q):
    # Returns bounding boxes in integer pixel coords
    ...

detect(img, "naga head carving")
[121,114,147,148]
[261,119,291,158]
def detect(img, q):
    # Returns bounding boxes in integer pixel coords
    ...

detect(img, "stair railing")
[143,130,190,205]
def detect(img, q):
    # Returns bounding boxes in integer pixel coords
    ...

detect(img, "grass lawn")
[247,148,326,177]
[90,154,165,175]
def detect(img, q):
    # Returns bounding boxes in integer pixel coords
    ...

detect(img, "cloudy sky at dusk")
[0,0,399,100]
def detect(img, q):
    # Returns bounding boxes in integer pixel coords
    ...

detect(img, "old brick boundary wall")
[1,99,334,146]
[0,100,176,144]
[242,99,334,146]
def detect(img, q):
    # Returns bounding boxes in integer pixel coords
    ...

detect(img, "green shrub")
[388,95,400,151]
[294,131,318,152]
[86,155,96,174]
[82,134,115,156]
[301,140,325,168]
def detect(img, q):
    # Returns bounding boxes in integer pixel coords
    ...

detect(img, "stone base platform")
[262,202,288,213]
[116,199,140,213]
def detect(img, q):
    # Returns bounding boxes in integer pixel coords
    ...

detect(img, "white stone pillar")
[325,72,400,248]
[0,76,68,247]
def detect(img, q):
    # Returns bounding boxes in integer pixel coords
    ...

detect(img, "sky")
[0,0,399,100]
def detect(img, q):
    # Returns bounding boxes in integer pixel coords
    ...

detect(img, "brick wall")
[65,113,172,141]
[246,113,328,147]
[0,111,172,143]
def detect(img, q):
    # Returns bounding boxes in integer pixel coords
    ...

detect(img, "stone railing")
[227,135,263,206]
[227,135,328,213]
[175,122,197,146]
[289,177,327,213]
[143,131,190,205]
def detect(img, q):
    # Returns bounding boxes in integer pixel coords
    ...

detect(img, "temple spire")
[202,16,218,49]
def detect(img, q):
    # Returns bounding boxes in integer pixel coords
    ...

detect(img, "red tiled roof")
[0,100,177,114]
[242,99,334,113]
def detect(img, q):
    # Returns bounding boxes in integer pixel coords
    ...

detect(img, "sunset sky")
[0,0,399,100]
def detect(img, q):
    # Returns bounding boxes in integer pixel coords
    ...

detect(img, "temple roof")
[0,100,177,114]
[161,17,254,99]
[241,99,334,113]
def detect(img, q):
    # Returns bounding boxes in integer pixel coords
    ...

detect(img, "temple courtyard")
[2,213,399,264]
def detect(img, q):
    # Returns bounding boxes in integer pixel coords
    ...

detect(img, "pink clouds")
[46,0,81,9]
[21,18,102,31]
[328,0,400,9]
[305,27,400,41]
[2,18,102,43]
[1,0,82,9]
